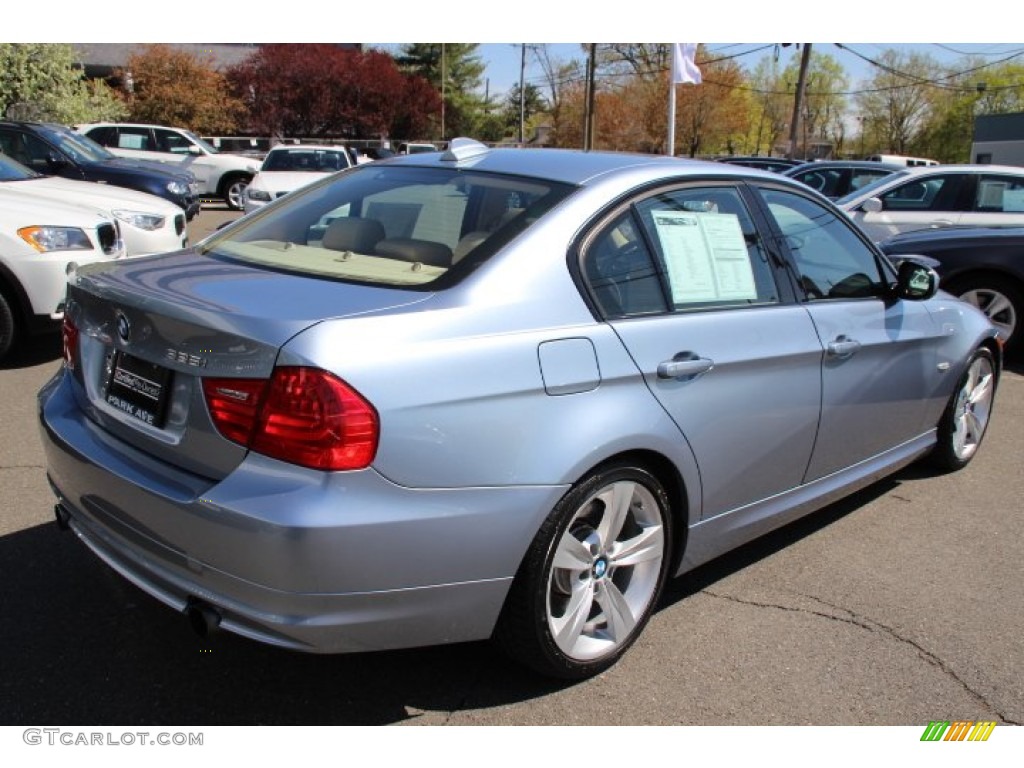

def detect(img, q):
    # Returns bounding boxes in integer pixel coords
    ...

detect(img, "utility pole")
[787,43,811,160]
[440,43,446,141]
[519,43,527,145]
[583,44,597,150]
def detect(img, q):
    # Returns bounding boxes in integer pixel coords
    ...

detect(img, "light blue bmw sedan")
[39,139,1001,679]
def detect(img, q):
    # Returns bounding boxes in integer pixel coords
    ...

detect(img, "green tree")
[0,43,126,123]
[855,48,940,156]
[745,56,791,156]
[122,45,246,134]
[531,44,584,146]
[502,83,549,140]
[919,58,1024,162]
[782,50,849,157]
[395,43,486,138]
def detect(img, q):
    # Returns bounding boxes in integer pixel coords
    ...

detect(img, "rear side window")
[201,165,574,288]
[973,174,1024,212]
[583,186,779,318]
[115,126,154,151]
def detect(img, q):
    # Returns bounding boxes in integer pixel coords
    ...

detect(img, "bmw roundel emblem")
[115,312,131,343]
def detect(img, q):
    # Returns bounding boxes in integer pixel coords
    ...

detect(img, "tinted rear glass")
[200,165,575,288]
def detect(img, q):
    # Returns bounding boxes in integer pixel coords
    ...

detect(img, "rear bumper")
[58,501,513,652]
[38,371,563,652]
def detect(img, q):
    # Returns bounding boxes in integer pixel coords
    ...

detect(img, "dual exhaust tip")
[54,503,222,638]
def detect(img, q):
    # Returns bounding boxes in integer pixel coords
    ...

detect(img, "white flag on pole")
[671,43,702,85]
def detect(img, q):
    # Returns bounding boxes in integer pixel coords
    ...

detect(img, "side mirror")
[888,253,941,271]
[46,152,69,171]
[861,197,883,213]
[894,259,939,301]
[187,145,203,156]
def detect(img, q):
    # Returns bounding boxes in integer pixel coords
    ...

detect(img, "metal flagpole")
[668,44,701,157]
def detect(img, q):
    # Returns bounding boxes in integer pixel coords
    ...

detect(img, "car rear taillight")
[202,367,378,471]
[61,315,79,371]
[202,378,267,446]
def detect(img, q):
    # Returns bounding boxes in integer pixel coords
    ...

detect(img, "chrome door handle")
[930,219,955,228]
[657,354,714,380]
[827,336,861,358]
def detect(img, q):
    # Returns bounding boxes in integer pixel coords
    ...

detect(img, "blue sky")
[372,43,1024,101]
[27,1,1021,100]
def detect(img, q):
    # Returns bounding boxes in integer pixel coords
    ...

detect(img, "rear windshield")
[200,165,575,288]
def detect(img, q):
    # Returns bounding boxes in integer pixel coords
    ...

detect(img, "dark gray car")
[784,160,903,199]
[0,121,201,219]
[881,225,1024,355]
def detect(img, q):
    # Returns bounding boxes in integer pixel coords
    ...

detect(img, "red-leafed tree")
[226,45,440,139]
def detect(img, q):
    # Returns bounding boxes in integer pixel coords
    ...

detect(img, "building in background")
[972,112,1024,167]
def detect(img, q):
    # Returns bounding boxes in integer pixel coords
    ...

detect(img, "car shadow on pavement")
[660,476,899,606]
[0,477,905,726]
[0,519,566,726]
[1,332,61,371]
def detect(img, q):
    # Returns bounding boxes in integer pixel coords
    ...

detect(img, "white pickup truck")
[76,123,259,210]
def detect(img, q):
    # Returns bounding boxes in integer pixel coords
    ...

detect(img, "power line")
[835,43,1024,91]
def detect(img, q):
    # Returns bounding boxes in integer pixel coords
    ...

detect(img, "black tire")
[947,275,1023,356]
[930,347,997,472]
[494,461,672,679]
[0,289,20,363]
[220,174,251,211]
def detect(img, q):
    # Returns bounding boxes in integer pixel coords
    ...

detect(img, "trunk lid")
[66,249,431,478]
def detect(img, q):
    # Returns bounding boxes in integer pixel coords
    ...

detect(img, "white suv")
[76,123,260,211]
[0,190,125,361]
[1,151,187,257]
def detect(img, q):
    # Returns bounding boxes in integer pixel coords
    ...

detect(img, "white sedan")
[1,152,188,257]
[837,163,1024,242]
[244,145,354,214]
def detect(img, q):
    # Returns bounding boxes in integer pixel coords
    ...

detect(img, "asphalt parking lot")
[1,204,1021,726]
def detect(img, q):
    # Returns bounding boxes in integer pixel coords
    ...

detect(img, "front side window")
[583,186,779,318]
[1,130,61,172]
[849,168,895,193]
[155,129,193,154]
[878,173,965,212]
[0,129,35,169]
[794,168,843,197]
[760,188,888,300]
[37,125,113,163]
